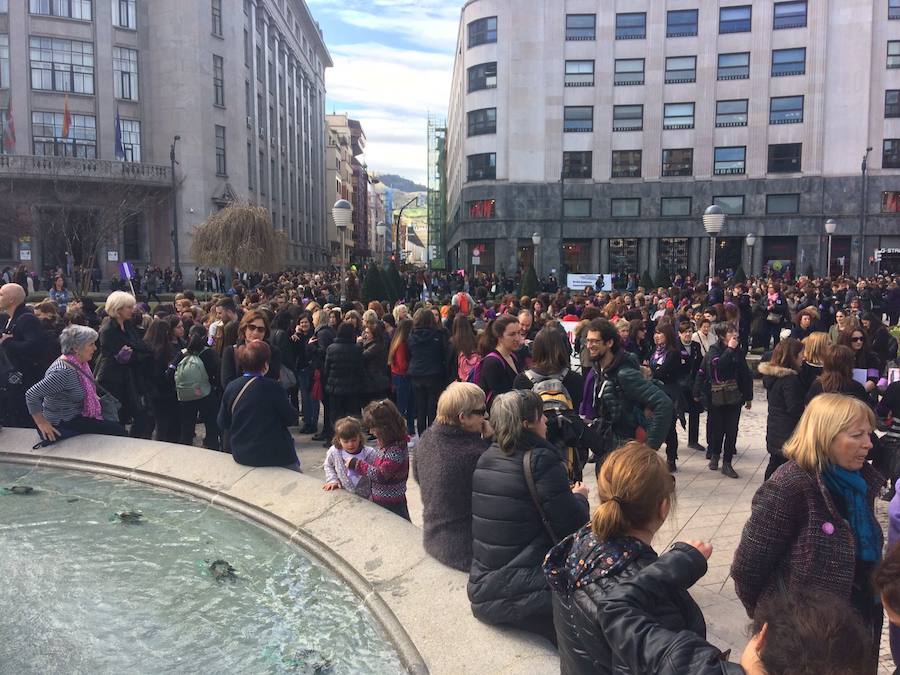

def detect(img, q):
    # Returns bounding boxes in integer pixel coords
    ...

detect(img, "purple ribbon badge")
[821,522,835,536]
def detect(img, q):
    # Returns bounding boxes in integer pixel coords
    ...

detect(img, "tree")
[520,265,539,298]
[190,201,288,273]
[639,270,655,290]
[383,260,404,302]
[361,263,389,304]
[654,267,671,289]
[733,266,747,283]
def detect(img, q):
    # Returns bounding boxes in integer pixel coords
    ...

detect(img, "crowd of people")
[2,264,900,673]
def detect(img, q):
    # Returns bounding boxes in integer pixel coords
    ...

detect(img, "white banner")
[566,273,612,291]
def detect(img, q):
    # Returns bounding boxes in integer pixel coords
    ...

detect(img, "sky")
[306,0,461,186]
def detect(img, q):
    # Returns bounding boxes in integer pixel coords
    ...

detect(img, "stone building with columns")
[445,0,900,281]
[0,0,330,279]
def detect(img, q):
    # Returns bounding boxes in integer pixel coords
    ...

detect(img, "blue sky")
[307,0,461,185]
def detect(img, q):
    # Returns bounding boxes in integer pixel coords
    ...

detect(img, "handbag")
[523,449,559,544]
[0,346,21,387]
[709,360,743,407]
[310,369,323,401]
[60,359,122,422]
[766,312,781,325]
[279,364,297,390]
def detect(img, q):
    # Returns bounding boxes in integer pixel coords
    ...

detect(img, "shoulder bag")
[709,359,743,407]
[231,376,259,416]
[523,449,559,544]
[60,358,122,422]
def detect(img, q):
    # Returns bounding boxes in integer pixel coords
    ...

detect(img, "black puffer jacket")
[407,327,447,379]
[759,362,805,453]
[361,335,390,396]
[468,431,589,625]
[543,529,706,674]
[323,336,363,396]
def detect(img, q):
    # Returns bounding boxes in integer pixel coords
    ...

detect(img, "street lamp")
[824,218,837,278]
[532,232,542,277]
[859,147,873,277]
[332,199,352,302]
[169,135,181,271]
[703,205,726,288]
[376,222,387,266]
[745,233,756,276]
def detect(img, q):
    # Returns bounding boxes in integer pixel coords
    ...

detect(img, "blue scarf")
[822,465,880,562]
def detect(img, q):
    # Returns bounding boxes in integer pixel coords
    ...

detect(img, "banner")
[566,273,613,292]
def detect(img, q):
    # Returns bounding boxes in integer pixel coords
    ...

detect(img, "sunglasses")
[469,408,487,417]
[850,336,864,343]
[247,324,266,333]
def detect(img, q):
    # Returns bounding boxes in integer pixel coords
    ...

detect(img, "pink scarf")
[63,354,103,420]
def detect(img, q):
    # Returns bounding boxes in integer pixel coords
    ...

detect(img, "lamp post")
[824,218,837,278]
[169,135,181,271]
[394,196,418,265]
[332,199,352,302]
[376,222,387,266]
[745,233,756,276]
[703,205,726,288]
[859,147,872,277]
[532,232,542,278]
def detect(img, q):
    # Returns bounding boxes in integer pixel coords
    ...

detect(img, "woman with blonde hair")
[732,394,883,666]
[799,331,830,391]
[544,441,704,673]
[414,382,492,571]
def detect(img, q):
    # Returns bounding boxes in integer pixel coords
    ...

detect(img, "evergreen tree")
[639,270,655,290]
[361,264,389,304]
[733,266,747,283]
[520,265,539,298]
[384,261,403,302]
[654,267,671,289]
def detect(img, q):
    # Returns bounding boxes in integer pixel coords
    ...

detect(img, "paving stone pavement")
[219,380,893,672]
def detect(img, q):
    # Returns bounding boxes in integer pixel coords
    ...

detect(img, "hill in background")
[377,174,427,193]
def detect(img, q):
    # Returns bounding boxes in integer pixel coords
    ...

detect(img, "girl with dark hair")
[806,345,869,404]
[649,322,685,473]
[361,320,390,407]
[324,322,364,422]
[513,326,584,411]
[862,312,894,368]
[839,328,883,394]
[476,314,523,410]
[170,324,221,449]
[758,338,805,480]
[407,308,448,434]
[449,313,480,382]
[349,399,410,520]
[388,318,416,436]
[143,318,179,442]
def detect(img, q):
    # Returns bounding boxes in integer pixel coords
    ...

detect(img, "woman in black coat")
[758,338,805,480]
[407,308,448,434]
[543,442,702,674]
[323,322,364,422]
[468,390,589,644]
[361,321,390,407]
[648,322,685,472]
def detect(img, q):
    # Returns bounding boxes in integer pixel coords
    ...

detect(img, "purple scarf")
[63,354,103,420]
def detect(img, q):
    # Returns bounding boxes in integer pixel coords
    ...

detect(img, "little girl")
[322,417,377,497]
[347,399,410,520]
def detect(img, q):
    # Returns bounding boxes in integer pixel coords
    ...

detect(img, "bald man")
[1,283,46,427]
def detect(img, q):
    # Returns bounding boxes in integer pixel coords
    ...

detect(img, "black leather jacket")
[543,529,706,674]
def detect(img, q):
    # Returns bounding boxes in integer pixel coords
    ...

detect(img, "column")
[591,238,600,273]
[599,238,609,274]
[688,236,701,276]
[648,238,659,276]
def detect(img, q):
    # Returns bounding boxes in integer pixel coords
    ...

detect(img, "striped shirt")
[25,359,86,425]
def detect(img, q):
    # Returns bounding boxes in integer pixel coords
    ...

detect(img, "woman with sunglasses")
[220,310,283,389]
[839,329,883,394]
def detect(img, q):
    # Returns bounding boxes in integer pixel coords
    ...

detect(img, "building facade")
[325,113,371,263]
[0,0,331,279]
[445,0,900,281]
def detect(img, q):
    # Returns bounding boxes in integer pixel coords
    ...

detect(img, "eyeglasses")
[850,336,864,343]
[585,338,603,346]
[469,408,487,417]
[247,324,266,333]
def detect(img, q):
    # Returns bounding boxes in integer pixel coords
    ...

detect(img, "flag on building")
[114,108,125,160]
[2,94,15,151]
[62,93,72,138]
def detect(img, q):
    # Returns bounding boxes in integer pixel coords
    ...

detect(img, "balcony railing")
[0,154,171,186]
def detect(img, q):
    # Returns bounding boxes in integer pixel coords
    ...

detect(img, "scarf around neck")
[63,354,102,420]
[822,465,880,562]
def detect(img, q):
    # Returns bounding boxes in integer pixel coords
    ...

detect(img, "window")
[614,58,644,85]
[770,95,804,124]
[122,213,142,260]
[610,238,638,273]
[774,1,806,29]
[213,55,225,106]
[887,91,900,118]
[564,60,594,87]
[772,48,806,76]
[889,41,900,69]
[247,143,254,190]
[468,16,497,48]
[120,119,140,162]
[663,102,694,129]
[611,150,641,178]
[0,35,8,89]
[468,199,496,219]
[113,0,135,28]
[211,0,223,36]
[661,197,692,216]
[616,13,646,39]
[883,191,900,212]
[720,6,751,33]
[467,152,496,181]
[112,47,138,100]
[259,151,266,194]
[713,195,745,215]
[667,9,698,37]
[612,105,642,131]
[32,111,96,157]
[29,0,92,20]
[565,14,595,41]
[244,29,251,67]
[30,37,94,94]
[0,0,6,11]
[564,106,594,132]
[718,52,750,79]
[257,94,265,135]
[768,143,802,172]
[563,151,592,178]
[662,148,693,177]
[665,56,696,83]
[716,99,748,126]
[215,125,226,175]
[892,0,900,19]
[766,194,800,214]
[658,238,689,274]
[611,199,640,217]
[884,139,900,168]
[256,45,263,81]
[0,110,10,154]
[467,107,496,136]
[564,199,591,218]
[714,146,746,175]
[467,62,497,92]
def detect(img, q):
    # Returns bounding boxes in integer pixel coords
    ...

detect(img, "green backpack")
[174,349,211,402]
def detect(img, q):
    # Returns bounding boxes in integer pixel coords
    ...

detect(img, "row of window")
[465,193,805,220]
[19,0,223,34]
[468,2,812,48]
[20,110,140,160]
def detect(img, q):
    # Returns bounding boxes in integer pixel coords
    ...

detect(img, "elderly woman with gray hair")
[26,325,126,444]
[468,389,589,645]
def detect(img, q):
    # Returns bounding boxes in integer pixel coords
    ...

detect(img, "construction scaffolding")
[426,113,447,270]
